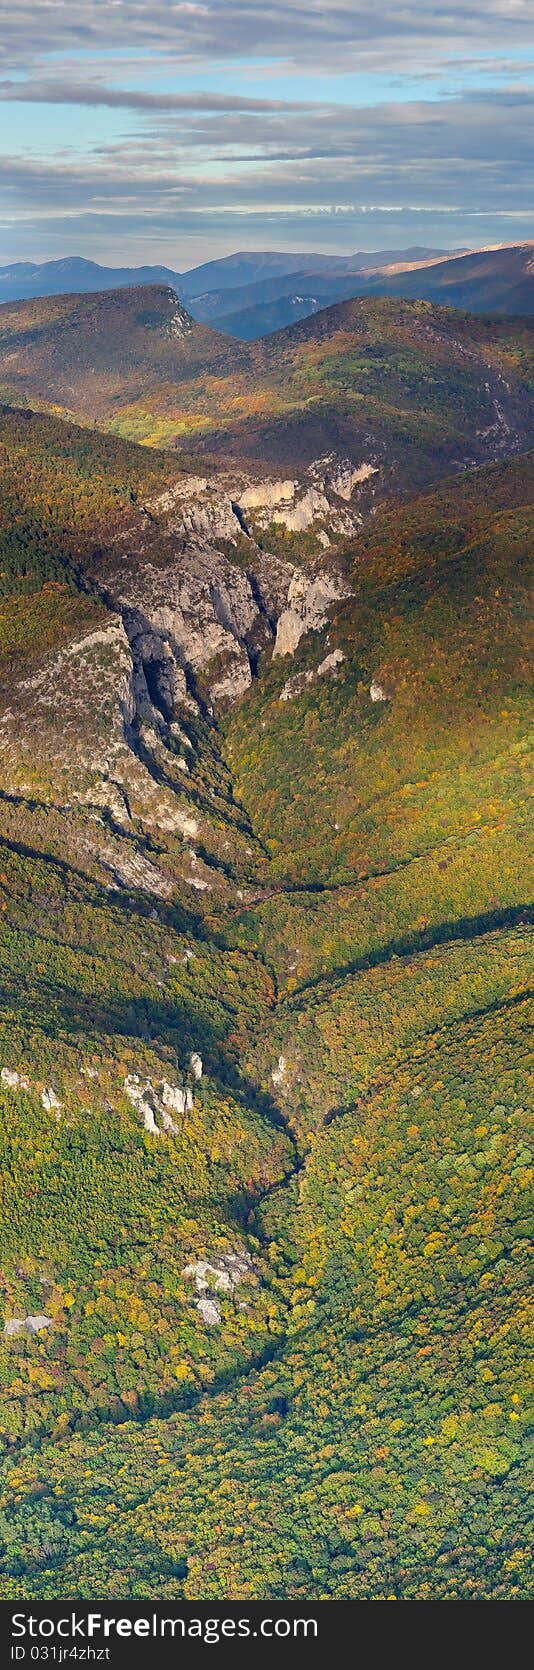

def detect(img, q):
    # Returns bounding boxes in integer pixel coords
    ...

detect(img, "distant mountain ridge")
[0,246,448,308]
[0,243,531,337]
[178,246,447,297]
[206,244,534,337]
[0,255,183,304]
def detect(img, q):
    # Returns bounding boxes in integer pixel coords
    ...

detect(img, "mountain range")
[208,243,534,338]
[0,275,531,1601]
[0,246,447,307]
[0,241,531,340]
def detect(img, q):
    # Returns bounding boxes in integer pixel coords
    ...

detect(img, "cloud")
[0,3,531,260]
[0,2,533,75]
[2,90,531,210]
[0,80,314,114]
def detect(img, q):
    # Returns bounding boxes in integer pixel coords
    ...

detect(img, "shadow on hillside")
[282,901,534,1010]
[1,973,299,1158]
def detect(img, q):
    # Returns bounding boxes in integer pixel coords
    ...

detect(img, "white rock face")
[161,1081,187,1116]
[166,298,194,340]
[208,655,252,707]
[115,546,266,716]
[327,462,378,499]
[197,1297,221,1327]
[237,462,376,535]
[1,1068,30,1091]
[184,1259,234,1295]
[41,1088,62,1113]
[279,647,345,702]
[370,681,388,702]
[189,1052,203,1081]
[274,570,351,658]
[271,1055,287,1085]
[272,486,330,533]
[317,649,345,677]
[124,1073,194,1137]
[4,1314,52,1337]
[183,1251,255,1326]
[0,613,172,857]
[174,496,242,544]
[238,480,296,512]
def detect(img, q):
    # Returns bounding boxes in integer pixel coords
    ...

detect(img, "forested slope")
[0,394,530,1598]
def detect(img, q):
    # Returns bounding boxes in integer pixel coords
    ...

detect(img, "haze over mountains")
[0,242,532,341]
[0,247,447,308]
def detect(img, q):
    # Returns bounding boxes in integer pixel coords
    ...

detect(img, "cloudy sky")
[0,1,532,268]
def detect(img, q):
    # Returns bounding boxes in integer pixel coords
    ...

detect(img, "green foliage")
[0,404,182,594]
[0,402,531,1599]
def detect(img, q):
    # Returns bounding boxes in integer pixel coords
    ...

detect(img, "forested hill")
[0,289,531,487]
[0,391,531,1598]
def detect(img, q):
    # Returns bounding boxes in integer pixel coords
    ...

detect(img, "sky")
[0,1,532,270]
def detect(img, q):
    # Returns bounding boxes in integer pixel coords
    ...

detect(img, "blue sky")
[0,2,532,268]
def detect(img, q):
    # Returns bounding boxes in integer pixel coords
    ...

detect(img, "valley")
[0,286,531,1600]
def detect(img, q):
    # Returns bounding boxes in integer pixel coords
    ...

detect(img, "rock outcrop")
[273,570,351,658]
[234,455,379,535]
[4,1314,52,1337]
[183,1251,257,1327]
[1,1067,30,1091]
[280,647,345,701]
[124,1072,194,1136]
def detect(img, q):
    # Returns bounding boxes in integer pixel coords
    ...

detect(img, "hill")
[0,289,531,506]
[0,246,528,345]
[0,398,531,1598]
[363,242,534,314]
[0,284,246,438]
[201,294,534,481]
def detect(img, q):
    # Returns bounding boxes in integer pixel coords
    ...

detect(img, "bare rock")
[272,486,330,533]
[280,647,345,701]
[41,1088,62,1113]
[4,1314,52,1337]
[197,1297,222,1327]
[1,1067,30,1091]
[326,461,378,499]
[124,1073,193,1137]
[183,1250,256,1326]
[238,479,296,513]
[274,570,351,658]
[26,1314,53,1334]
[161,1081,187,1116]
